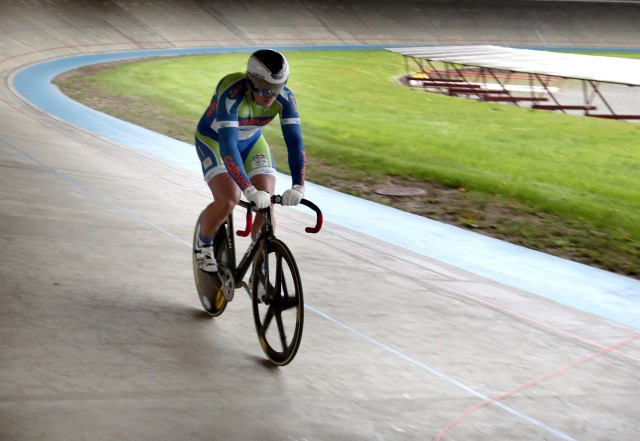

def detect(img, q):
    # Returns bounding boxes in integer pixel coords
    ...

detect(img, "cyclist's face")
[252,91,276,107]
[248,80,279,107]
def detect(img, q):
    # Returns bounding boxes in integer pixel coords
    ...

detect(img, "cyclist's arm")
[279,89,306,186]
[218,125,253,191]
[216,86,253,191]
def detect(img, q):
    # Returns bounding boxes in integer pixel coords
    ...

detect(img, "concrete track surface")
[1,2,639,440]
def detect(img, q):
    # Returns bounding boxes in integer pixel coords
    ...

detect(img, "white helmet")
[246,49,290,93]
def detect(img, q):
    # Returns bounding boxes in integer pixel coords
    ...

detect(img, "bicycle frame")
[219,199,273,289]
[219,196,323,291]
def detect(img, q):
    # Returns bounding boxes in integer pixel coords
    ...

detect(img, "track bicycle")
[192,195,323,366]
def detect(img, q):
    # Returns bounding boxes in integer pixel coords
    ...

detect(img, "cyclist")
[194,49,306,273]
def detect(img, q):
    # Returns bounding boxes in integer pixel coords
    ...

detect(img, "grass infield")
[54,49,640,277]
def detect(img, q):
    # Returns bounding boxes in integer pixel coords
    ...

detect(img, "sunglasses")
[248,80,280,98]
[252,87,278,98]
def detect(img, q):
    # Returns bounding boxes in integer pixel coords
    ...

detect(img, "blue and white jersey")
[196,72,306,190]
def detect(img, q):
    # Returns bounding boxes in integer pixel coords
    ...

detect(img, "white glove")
[282,185,305,206]
[243,186,271,209]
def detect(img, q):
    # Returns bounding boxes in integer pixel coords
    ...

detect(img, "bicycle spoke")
[282,273,300,310]
[274,253,283,294]
[275,312,287,351]
[261,305,275,333]
[280,296,299,311]
[270,254,297,310]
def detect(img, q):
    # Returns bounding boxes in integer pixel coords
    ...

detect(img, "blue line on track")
[12,45,640,330]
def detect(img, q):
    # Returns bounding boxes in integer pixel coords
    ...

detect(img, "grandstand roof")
[386,45,640,86]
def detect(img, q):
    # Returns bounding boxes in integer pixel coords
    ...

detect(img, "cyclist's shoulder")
[281,84,296,97]
[276,86,299,112]
[217,72,250,98]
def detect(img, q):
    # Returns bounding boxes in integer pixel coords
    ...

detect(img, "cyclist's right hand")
[243,186,271,209]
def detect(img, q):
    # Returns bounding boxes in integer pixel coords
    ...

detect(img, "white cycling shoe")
[195,237,218,273]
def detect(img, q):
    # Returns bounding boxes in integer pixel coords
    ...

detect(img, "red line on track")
[433,332,640,440]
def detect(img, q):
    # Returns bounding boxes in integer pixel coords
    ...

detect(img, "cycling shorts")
[194,129,276,183]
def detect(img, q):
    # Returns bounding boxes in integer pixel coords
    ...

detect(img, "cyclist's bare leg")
[200,173,241,239]
[251,173,276,239]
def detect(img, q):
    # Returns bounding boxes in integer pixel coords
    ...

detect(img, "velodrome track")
[1,2,639,440]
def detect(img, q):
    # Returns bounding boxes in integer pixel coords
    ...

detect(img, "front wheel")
[251,238,304,366]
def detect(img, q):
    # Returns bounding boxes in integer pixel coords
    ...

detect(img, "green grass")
[55,49,640,275]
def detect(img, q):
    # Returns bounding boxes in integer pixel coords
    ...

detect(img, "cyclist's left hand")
[282,185,305,206]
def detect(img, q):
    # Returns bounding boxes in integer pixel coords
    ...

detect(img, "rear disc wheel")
[193,214,229,317]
